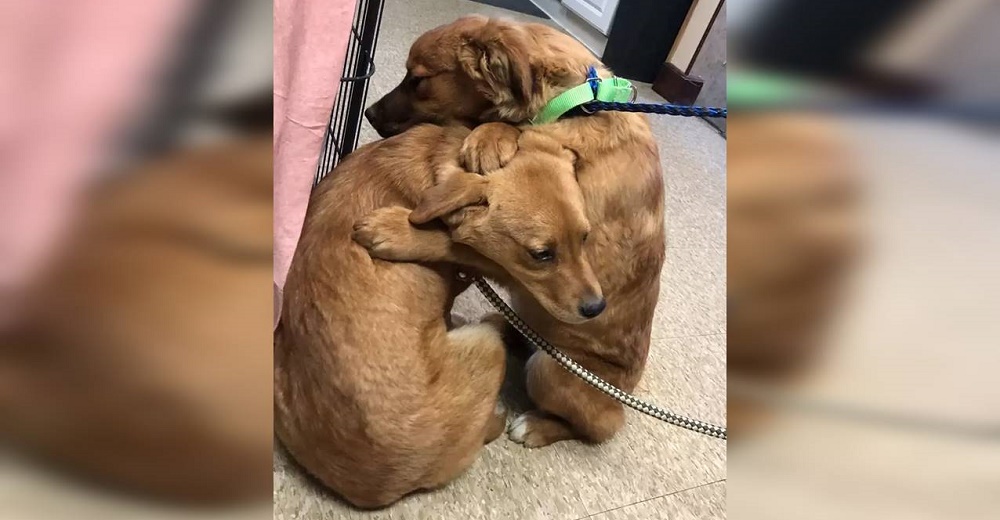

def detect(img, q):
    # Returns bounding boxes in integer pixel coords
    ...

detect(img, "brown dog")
[0,137,274,502]
[365,16,665,447]
[274,124,598,508]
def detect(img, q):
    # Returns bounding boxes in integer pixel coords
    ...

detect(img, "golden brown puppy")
[365,16,664,447]
[275,124,597,508]
[0,137,273,503]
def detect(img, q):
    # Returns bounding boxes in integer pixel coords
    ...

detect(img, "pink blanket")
[0,0,193,328]
[273,0,358,327]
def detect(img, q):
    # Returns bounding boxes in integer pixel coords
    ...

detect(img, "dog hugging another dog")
[274,16,664,508]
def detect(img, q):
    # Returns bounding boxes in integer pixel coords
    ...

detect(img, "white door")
[563,0,621,35]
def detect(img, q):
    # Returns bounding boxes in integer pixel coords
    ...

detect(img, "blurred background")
[728,0,999,518]
[0,1,272,518]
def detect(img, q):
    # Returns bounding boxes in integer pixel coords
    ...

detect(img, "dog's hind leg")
[420,316,506,490]
[511,350,626,448]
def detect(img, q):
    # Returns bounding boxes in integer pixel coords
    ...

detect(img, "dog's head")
[409,132,604,323]
[365,16,596,137]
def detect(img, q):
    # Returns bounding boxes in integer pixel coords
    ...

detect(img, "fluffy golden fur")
[365,16,665,447]
[275,124,597,508]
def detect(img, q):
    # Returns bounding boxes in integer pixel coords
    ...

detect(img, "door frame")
[563,0,620,35]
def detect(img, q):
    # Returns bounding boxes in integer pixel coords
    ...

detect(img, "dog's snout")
[578,297,606,319]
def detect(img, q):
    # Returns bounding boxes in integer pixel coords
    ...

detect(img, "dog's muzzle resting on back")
[364,103,393,137]
[364,75,426,138]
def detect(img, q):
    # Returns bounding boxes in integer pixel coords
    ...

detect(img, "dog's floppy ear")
[410,173,489,225]
[561,146,580,168]
[458,24,534,105]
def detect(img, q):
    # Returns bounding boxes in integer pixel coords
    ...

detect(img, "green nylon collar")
[532,76,635,125]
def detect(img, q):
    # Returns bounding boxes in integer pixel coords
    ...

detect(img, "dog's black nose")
[364,105,377,124]
[579,297,606,319]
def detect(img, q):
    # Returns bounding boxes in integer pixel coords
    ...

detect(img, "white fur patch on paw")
[508,413,530,443]
[494,401,510,427]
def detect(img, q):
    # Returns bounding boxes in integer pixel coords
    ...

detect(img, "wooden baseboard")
[651,63,704,105]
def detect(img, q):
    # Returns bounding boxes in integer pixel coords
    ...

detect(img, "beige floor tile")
[635,334,727,427]
[274,421,724,520]
[666,191,725,237]
[633,82,726,214]
[667,221,726,250]
[655,247,727,338]
[554,404,726,516]
[586,481,726,520]
[664,167,726,244]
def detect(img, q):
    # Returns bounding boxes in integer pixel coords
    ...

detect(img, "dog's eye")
[582,232,589,244]
[409,75,425,88]
[529,247,555,263]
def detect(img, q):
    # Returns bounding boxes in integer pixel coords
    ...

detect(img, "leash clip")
[580,65,602,114]
[586,65,601,94]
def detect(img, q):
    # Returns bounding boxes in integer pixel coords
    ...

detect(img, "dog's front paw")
[460,122,520,174]
[352,206,417,261]
[508,411,570,448]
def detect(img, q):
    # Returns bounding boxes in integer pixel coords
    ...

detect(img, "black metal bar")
[339,0,384,160]
[315,0,385,182]
[342,27,377,82]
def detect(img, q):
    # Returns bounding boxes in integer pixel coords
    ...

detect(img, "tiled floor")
[272,1,728,519]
